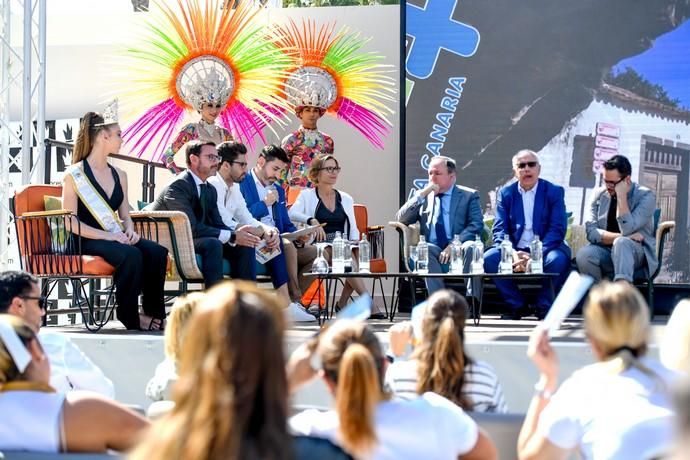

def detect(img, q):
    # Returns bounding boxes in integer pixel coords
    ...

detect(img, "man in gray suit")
[396,156,484,294]
[576,155,657,282]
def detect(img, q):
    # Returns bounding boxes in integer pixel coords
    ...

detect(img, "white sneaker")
[285,302,317,323]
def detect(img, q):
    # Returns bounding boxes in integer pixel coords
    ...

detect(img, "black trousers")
[194,237,256,287]
[80,237,168,330]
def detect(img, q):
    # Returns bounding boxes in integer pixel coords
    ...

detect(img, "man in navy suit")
[484,149,571,320]
[396,156,484,294]
[147,141,259,286]
[240,145,317,313]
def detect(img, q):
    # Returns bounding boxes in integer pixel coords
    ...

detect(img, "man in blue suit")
[484,150,571,320]
[240,145,317,314]
[396,156,484,295]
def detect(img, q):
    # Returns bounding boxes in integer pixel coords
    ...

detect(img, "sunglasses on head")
[516,161,538,169]
[20,295,47,309]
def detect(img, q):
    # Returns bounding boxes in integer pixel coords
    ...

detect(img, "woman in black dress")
[62,109,168,330]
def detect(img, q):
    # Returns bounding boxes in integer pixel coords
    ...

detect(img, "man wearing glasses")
[485,150,571,320]
[0,270,114,396]
[576,155,657,283]
[148,140,257,286]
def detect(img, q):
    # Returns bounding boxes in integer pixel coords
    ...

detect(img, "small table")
[304,271,559,325]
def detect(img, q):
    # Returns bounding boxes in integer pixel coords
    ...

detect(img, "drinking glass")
[409,245,418,273]
[312,243,329,274]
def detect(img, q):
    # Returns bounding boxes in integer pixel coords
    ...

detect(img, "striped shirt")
[384,359,508,413]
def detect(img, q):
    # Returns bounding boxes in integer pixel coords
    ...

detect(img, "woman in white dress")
[0,315,148,453]
[518,281,680,460]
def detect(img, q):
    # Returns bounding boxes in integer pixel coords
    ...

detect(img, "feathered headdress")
[119,0,291,162]
[273,20,396,149]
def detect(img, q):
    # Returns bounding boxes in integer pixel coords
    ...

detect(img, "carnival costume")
[119,0,290,167]
[274,20,395,190]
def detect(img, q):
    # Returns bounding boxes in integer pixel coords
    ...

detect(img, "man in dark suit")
[484,149,571,320]
[147,140,260,286]
[240,145,317,310]
[396,155,484,294]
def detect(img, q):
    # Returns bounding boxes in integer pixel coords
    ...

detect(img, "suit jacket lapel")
[449,187,460,235]
[533,180,546,236]
[599,191,611,228]
[183,171,203,218]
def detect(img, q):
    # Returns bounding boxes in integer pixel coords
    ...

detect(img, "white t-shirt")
[290,392,478,460]
[385,359,508,413]
[538,357,679,460]
[0,391,65,452]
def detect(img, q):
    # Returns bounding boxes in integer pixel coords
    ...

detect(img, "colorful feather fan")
[119,0,291,161]
[273,19,396,149]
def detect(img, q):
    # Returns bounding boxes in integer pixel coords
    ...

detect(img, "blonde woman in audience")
[661,299,690,373]
[145,292,204,402]
[385,290,507,413]
[0,315,148,453]
[131,282,352,460]
[518,281,680,460]
[288,319,497,460]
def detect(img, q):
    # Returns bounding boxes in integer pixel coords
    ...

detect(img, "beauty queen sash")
[66,162,124,233]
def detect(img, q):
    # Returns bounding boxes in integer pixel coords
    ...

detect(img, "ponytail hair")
[72,112,113,164]
[319,320,386,457]
[585,281,661,386]
[415,290,472,410]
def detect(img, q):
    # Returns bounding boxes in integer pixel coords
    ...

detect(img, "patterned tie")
[435,193,449,248]
[199,183,209,223]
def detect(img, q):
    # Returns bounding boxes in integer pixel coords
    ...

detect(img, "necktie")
[199,183,209,223]
[435,193,449,248]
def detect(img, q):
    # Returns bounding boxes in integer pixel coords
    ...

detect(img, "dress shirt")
[517,181,538,249]
[39,330,115,397]
[251,170,277,227]
[188,170,231,244]
[207,174,266,233]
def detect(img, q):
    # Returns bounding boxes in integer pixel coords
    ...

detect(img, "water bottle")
[416,235,429,274]
[530,235,543,274]
[332,231,345,273]
[471,235,484,274]
[451,234,463,274]
[359,233,371,273]
[499,234,514,274]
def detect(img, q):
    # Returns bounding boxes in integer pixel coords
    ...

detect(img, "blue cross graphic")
[406,0,480,80]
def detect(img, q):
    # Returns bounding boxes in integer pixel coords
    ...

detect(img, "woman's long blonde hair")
[130,282,291,460]
[318,320,387,458]
[0,315,35,385]
[72,112,116,164]
[585,281,655,378]
[414,290,472,409]
[164,292,204,367]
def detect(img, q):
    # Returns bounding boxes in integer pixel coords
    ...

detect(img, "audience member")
[0,315,148,453]
[672,377,690,460]
[289,155,384,318]
[63,110,168,330]
[239,144,318,322]
[484,150,570,320]
[0,270,114,397]
[281,94,334,203]
[148,140,258,287]
[395,155,483,295]
[577,155,657,283]
[145,292,203,402]
[661,299,690,373]
[287,319,498,459]
[518,281,679,460]
[131,281,351,460]
[385,290,507,413]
